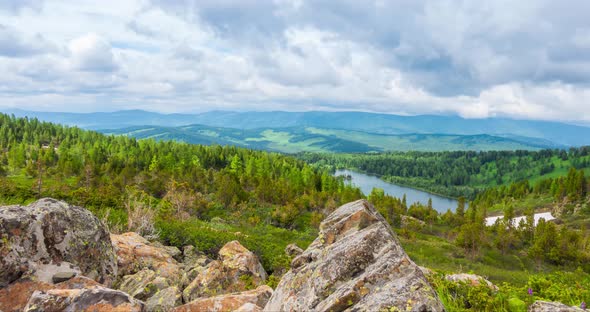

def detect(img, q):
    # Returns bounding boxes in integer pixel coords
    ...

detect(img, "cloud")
[0,24,54,57]
[0,0,589,122]
[68,34,118,72]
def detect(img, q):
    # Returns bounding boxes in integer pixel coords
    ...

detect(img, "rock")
[235,302,263,312]
[174,285,272,312]
[0,276,102,312]
[0,198,117,287]
[264,199,444,312]
[152,241,183,262]
[111,232,182,285]
[118,269,161,300]
[401,215,426,229]
[529,300,584,311]
[181,245,211,286]
[183,241,267,302]
[446,273,499,291]
[24,286,145,312]
[52,271,77,284]
[146,286,182,312]
[0,279,53,312]
[419,266,434,276]
[285,244,304,257]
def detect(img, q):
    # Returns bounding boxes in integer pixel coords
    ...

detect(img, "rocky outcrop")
[285,244,304,257]
[0,198,117,287]
[264,199,444,312]
[111,232,182,286]
[24,285,145,312]
[174,285,273,312]
[183,240,267,302]
[181,245,211,286]
[446,273,498,291]
[528,300,584,311]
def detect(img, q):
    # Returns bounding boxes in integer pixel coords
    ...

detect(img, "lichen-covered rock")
[111,232,181,286]
[0,279,53,312]
[264,199,444,312]
[146,286,182,312]
[24,286,145,312]
[528,300,584,311]
[181,245,211,286]
[174,285,272,312]
[0,276,103,312]
[0,198,117,287]
[446,273,498,291]
[183,241,267,302]
[118,269,167,301]
[285,244,304,257]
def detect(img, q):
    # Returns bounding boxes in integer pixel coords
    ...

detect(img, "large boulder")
[111,232,182,285]
[0,276,102,312]
[528,300,584,311]
[183,241,267,302]
[24,286,145,312]
[0,198,117,287]
[174,285,273,312]
[264,199,444,312]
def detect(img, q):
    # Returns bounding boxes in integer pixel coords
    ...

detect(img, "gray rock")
[0,198,117,287]
[264,199,445,312]
[446,273,498,291]
[146,286,182,312]
[52,271,77,284]
[285,244,304,257]
[529,300,584,312]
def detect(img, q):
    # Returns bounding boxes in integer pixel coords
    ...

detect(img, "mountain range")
[3,108,590,152]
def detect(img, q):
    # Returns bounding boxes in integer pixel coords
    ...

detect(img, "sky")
[1,0,590,122]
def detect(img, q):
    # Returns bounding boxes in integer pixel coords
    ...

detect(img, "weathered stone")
[0,276,102,312]
[52,271,77,284]
[146,286,182,312]
[285,243,304,257]
[528,300,584,311]
[446,273,499,291]
[174,285,272,312]
[401,215,426,229]
[181,245,211,286]
[183,241,267,302]
[0,198,117,287]
[152,241,183,262]
[111,232,182,286]
[419,266,434,276]
[264,199,444,312]
[0,279,53,312]
[235,302,263,312]
[118,269,160,300]
[24,286,145,312]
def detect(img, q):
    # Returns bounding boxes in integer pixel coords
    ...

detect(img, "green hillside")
[103,124,553,153]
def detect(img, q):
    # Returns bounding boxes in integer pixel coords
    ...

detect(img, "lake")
[335,169,459,213]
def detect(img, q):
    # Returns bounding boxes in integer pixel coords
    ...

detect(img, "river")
[335,169,459,213]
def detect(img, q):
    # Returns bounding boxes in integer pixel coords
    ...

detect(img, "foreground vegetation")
[1,113,588,310]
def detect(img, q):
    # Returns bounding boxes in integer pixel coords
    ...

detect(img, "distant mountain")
[3,108,588,147]
[102,124,557,153]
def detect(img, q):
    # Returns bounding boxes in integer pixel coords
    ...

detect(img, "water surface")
[335,169,459,213]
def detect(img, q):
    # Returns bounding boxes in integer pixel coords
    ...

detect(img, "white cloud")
[0,0,589,122]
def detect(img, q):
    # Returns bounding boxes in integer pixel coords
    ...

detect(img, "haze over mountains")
[4,108,590,152]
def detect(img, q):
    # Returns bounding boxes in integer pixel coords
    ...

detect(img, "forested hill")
[301,149,590,199]
[5,109,590,147]
[0,113,362,272]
